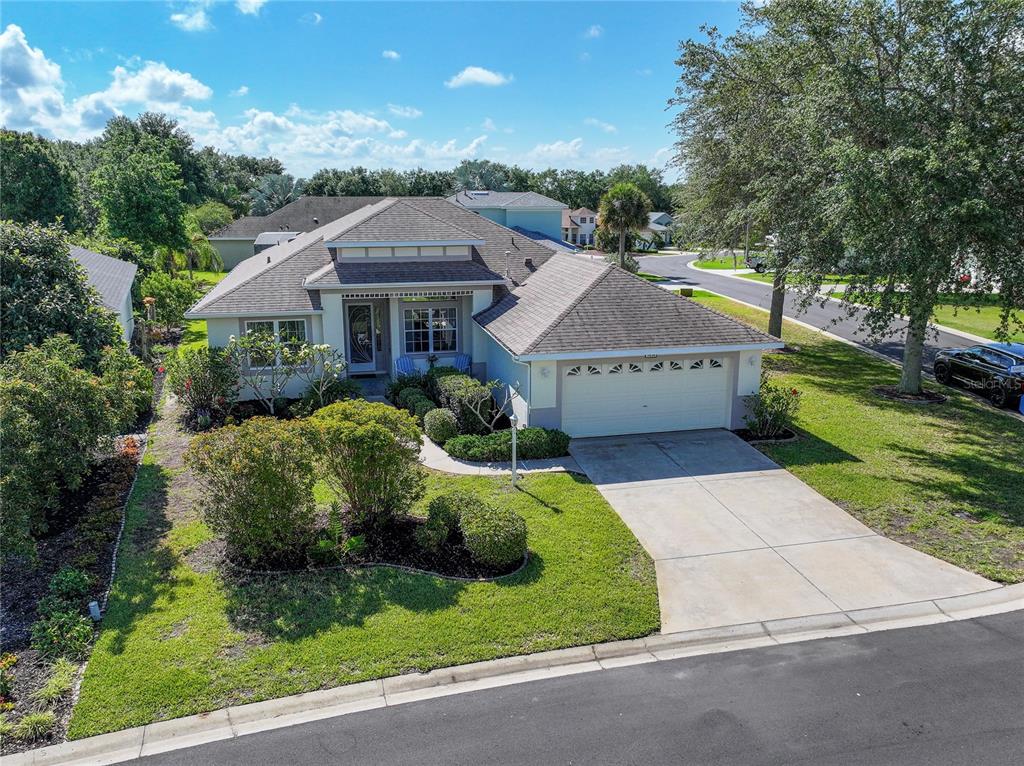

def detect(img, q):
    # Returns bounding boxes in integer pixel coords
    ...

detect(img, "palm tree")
[182,212,223,278]
[247,173,306,216]
[598,183,652,269]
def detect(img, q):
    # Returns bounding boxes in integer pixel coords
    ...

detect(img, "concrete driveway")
[570,430,998,634]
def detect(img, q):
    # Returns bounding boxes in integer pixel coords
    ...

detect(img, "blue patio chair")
[394,356,416,377]
[453,353,472,374]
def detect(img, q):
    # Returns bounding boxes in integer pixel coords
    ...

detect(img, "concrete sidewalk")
[570,430,999,634]
[419,437,581,476]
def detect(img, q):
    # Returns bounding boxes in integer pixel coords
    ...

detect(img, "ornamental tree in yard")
[0,220,122,368]
[598,183,652,269]
[185,418,318,568]
[673,0,1023,387]
[139,271,200,331]
[308,400,424,535]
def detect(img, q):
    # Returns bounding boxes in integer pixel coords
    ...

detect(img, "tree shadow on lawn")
[102,463,190,656]
[222,554,546,643]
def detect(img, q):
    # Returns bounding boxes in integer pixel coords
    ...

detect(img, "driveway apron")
[570,431,998,634]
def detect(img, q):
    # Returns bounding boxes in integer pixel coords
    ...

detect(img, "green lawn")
[180,270,228,353]
[691,254,758,270]
[69,412,658,738]
[694,294,1024,583]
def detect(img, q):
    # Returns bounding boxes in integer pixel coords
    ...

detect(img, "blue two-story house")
[447,190,567,242]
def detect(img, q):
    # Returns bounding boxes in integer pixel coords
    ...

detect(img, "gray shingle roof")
[69,246,137,311]
[305,259,504,287]
[331,200,480,242]
[210,196,385,239]
[475,253,778,356]
[188,198,557,317]
[447,190,567,209]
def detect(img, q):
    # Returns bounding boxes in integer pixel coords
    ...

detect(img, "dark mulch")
[225,517,521,581]
[734,427,799,443]
[872,385,948,405]
[1,650,77,751]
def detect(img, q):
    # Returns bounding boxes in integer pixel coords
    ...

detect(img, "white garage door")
[561,356,731,438]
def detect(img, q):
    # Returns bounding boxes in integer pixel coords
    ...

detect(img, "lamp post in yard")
[510,412,519,488]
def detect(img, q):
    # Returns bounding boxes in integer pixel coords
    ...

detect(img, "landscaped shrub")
[185,417,318,567]
[435,374,491,435]
[292,376,362,417]
[12,710,56,742]
[385,372,425,402]
[30,610,93,660]
[32,658,78,705]
[0,336,116,562]
[0,220,121,369]
[415,488,480,552]
[412,398,437,422]
[423,408,459,445]
[459,503,528,569]
[308,400,424,534]
[744,373,801,438]
[397,386,431,411]
[444,427,572,462]
[166,345,239,427]
[425,365,461,400]
[139,271,199,330]
[48,566,93,605]
[0,653,15,705]
[99,345,154,431]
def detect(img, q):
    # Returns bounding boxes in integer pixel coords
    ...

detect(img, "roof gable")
[476,254,778,356]
[447,190,567,210]
[211,196,385,239]
[329,199,480,243]
[69,246,137,311]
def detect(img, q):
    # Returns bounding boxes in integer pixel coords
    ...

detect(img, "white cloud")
[236,0,268,15]
[300,11,323,25]
[481,117,496,131]
[527,138,583,163]
[584,117,616,133]
[444,66,512,88]
[584,24,603,39]
[1,24,215,139]
[387,103,422,119]
[593,146,631,164]
[382,49,400,60]
[232,85,249,97]
[170,6,211,32]
[652,146,673,166]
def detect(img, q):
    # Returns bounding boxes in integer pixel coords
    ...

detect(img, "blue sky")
[1,1,742,177]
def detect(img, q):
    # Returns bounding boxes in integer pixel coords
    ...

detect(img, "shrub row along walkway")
[419,437,582,476]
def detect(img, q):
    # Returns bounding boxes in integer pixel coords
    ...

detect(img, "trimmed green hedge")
[459,503,528,569]
[444,427,571,462]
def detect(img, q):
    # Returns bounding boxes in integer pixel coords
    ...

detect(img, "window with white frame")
[403,305,457,354]
[244,319,307,367]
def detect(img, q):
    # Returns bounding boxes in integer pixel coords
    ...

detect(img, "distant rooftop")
[69,246,137,312]
[447,190,567,210]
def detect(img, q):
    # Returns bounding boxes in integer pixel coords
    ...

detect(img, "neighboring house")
[186,197,781,438]
[561,207,598,246]
[640,212,675,248]
[70,246,137,343]
[209,196,384,269]
[509,225,578,255]
[447,190,567,242]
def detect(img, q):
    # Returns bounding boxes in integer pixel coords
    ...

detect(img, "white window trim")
[403,305,459,355]
[244,318,308,369]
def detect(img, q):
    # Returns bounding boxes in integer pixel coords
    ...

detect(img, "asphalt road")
[142,611,1024,766]
[636,254,978,369]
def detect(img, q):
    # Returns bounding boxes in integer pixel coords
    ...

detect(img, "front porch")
[320,286,495,380]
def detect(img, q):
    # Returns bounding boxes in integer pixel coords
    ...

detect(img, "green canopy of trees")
[1,129,79,228]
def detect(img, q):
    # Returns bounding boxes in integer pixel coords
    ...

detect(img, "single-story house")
[447,190,567,242]
[186,197,781,438]
[209,196,384,269]
[70,245,137,343]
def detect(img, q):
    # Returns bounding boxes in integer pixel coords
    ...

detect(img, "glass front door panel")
[348,305,374,366]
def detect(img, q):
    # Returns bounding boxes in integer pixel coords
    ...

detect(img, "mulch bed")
[224,516,522,582]
[734,427,800,444]
[872,385,948,405]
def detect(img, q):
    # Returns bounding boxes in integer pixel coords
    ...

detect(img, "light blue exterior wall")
[505,210,563,241]
[483,332,531,425]
[472,208,508,227]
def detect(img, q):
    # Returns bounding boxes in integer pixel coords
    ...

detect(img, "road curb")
[12,585,1023,765]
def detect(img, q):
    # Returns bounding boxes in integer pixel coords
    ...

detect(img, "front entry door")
[347,303,376,373]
